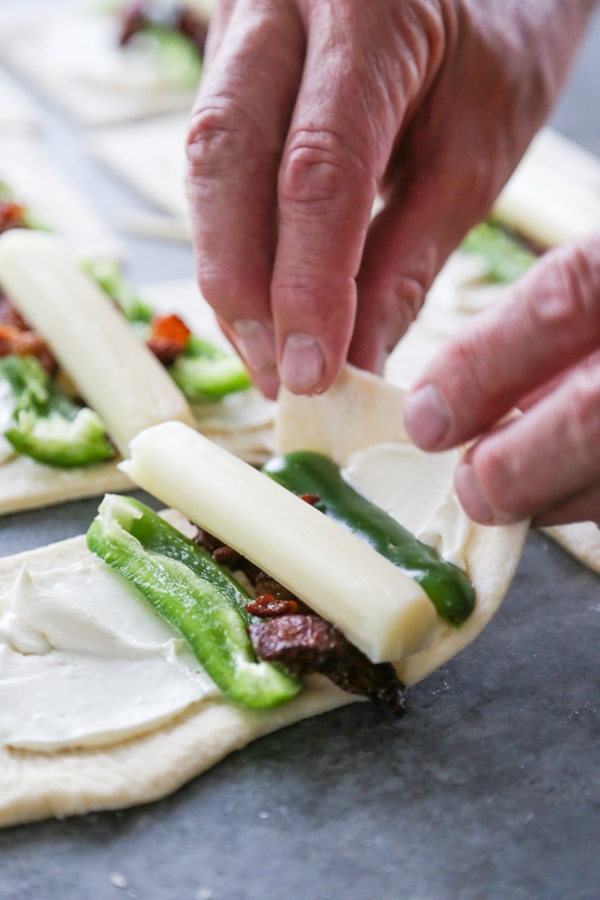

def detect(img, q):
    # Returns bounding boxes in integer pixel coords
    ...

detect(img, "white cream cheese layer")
[0,561,217,752]
[342,443,472,570]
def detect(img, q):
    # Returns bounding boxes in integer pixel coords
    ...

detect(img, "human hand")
[404,234,600,527]
[187,0,593,398]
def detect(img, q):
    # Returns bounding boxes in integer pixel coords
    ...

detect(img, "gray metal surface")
[1,5,600,899]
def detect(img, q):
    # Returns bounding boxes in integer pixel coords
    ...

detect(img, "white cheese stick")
[121,422,437,664]
[0,231,195,456]
[494,150,600,247]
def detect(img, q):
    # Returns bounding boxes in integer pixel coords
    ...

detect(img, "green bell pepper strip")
[87,495,302,710]
[0,355,115,467]
[461,220,536,284]
[263,451,475,627]
[171,336,251,403]
[81,259,154,324]
[142,24,202,90]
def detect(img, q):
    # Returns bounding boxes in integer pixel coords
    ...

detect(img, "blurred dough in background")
[0,1,214,126]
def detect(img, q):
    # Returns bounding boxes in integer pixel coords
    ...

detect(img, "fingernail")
[455,463,495,524]
[254,371,281,401]
[404,384,451,448]
[280,332,324,394]
[233,319,276,373]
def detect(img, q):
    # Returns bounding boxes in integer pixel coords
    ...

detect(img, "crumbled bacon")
[0,295,56,374]
[0,200,28,234]
[194,527,263,584]
[146,314,191,366]
[0,293,27,330]
[0,324,55,372]
[212,545,243,568]
[195,523,408,714]
[299,493,321,506]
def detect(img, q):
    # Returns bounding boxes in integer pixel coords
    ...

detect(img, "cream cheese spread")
[0,561,217,752]
[342,442,472,570]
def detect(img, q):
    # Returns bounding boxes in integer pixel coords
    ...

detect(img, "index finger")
[271,2,420,394]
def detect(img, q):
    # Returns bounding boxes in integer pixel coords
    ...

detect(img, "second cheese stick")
[121,422,438,664]
[0,231,195,456]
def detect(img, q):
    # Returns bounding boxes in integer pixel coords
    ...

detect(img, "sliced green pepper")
[142,24,202,90]
[81,259,154,324]
[461,220,536,284]
[171,335,251,403]
[0,355,115,467]
[263,451,475,626]
[87,495,302,709]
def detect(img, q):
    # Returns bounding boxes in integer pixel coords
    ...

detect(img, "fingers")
[404,236,600,451]
[453,359,600,525]
[350,171,461,374]
[532,488,600,528]
[270,1,431,394]
[201,0,237,68]
[186,0,304,386]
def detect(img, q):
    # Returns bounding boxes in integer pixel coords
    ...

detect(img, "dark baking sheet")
[1,5,600,898]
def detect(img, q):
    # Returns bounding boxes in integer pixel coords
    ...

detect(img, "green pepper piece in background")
[0,355,115,467]
[82,261,251,402]
[461,220,537,283]
[0,180,50,233]
[87,495,302,709]
[171,335,251,403]
[142,24,202,90]
[263,451,475,627]
[81,259,154,324]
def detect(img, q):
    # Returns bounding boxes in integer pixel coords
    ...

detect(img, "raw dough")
[0,4,202,126]
[0,371,526,826]
[0,132,121,261]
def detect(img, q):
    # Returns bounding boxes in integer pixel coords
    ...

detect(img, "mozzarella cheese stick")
[121,421,437,664]
[493,130,600,247]
[0,231,195,456]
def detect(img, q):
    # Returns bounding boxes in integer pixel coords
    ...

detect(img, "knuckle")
[194,259,242,313]
[186,98,261,178]
[388,273,427,335]
[567,368,600,460]
[524,239,600,343]
[279,128,372,210]
[444,335,491,401]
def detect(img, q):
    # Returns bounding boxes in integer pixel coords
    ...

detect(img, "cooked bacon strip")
[194,524,408,714]
[0,323,49,360]
[249,615,407,715]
